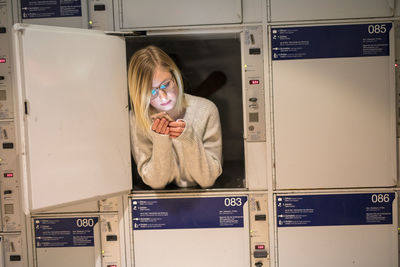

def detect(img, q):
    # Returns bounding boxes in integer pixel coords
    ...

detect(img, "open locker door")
[12,24,131,212]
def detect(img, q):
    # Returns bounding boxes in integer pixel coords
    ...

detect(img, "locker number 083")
[224,198,243,207]
[371,194,390,203]
[368,24,387,34]
[76,218,95,227]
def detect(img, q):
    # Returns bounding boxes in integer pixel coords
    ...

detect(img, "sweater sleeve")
[130,114,178,189]
[176,104,222,188]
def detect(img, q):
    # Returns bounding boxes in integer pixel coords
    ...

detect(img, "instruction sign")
[271,23,391,60]
[132,196,247,230]
[34,217,98,248]
[276,193,395,227]
[21,0,82,19]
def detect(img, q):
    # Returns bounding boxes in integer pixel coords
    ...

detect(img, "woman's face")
[149,67,178,112]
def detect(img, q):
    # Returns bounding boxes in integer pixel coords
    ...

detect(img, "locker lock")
[106,235,118,241]
[94,4,106,11]
[2,143,13,149]
[254,250,268,258]
[10,255,21,261]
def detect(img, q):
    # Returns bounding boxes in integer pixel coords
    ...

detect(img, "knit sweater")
[130,94,223,189]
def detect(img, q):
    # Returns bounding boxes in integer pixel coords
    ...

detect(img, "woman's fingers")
[156,118,167,133]
[152,118,169,135]
[151,118,160,131]
[153,119,185,137]
[168,127,184,134]
[168,121,186,138]
[160,119,169,134]
[169,121,186,128]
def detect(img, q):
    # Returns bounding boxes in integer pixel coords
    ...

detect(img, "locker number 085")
[368,24,387,34]
[76,218,95,227]
[224,198,243,207]
[371,194,390,203]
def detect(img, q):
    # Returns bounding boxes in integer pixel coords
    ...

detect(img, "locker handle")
[24,101,29,115]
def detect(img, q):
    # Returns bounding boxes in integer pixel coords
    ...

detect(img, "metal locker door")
[271,23,397,189]
[269,0,395,22]
[33,216,101,267]
[12,24,132,212]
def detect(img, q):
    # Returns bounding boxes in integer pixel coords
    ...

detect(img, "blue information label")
[276,193,395,227]
[271,23,391,60]
[21,0,82,19]
[132,196,248,230]
[34,217,98,248]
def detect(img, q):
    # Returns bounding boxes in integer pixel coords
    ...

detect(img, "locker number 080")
[224,198,243,207]
[76,218,95,227]
[371,194,390,203]
[368,24,387,34]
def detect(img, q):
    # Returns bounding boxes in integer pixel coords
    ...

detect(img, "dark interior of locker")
[126,33,245,190]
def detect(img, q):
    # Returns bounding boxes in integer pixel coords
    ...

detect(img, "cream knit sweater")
[130,94,223,189]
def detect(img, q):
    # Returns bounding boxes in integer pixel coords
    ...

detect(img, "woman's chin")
[158,103,176,112]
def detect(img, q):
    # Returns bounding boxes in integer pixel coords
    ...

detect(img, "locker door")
[130,194,251,267]
[275,192,398,267]
[271,23,397,189]
[269,0,395,22]
[12,24,131,212]
[33,216,101,267]
[118,0,242,29]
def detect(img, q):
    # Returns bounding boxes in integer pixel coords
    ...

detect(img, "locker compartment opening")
[126,33,245,190]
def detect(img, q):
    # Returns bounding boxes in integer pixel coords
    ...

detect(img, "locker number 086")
[371,194,390,203]
[76,218,95,227]
[368,24,387,34]
[224,198,243,207]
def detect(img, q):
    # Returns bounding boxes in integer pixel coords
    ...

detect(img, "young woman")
[128,46,222,189]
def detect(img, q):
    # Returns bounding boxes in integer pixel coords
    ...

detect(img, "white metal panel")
[37,247,98,267]
[119,0,242,29]
[278,226,396,267]
[246,142,268,189]
[12,24,131,211]
[243,0,263,23]
[88,0,115,31]
[273,41,396,189]
[41,200,100,214]
[134,228,249,267]
[269,0,395,22]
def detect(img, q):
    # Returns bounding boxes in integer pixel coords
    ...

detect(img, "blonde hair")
[128,46,187,133]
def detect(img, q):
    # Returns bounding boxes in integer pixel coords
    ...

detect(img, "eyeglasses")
[150,78,175,100]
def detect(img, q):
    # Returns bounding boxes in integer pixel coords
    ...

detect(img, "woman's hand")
[151,112,173,135]
[168,121,186,138]
[151,118,170,135]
